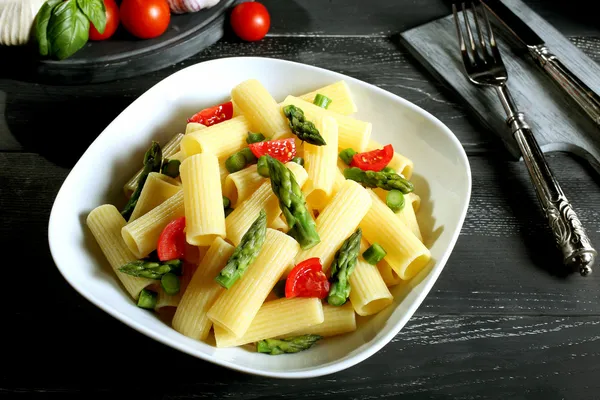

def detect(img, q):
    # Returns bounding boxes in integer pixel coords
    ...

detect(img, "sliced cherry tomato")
[89,0,120,41]
[230,2,270,42]
[248,138,296,163]
[285,258,330,299]
[120,0,171,40]
[350,144,394,172]
[187,101,234,127]
[157,217,186,261]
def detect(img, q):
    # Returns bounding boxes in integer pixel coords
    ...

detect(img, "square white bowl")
[48,57,471,379]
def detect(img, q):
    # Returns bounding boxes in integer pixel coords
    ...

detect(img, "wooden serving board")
[0,0,246,85]
[399,0,600,174]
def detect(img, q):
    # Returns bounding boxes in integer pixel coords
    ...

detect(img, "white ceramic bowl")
[48,57,471,379]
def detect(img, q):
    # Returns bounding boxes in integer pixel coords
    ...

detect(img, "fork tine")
[470,1,489,61]
[452,3,473,69]
[478,0,503,64]
[461,2,483,65]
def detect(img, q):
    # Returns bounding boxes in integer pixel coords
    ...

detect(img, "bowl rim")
[48,56,472,379]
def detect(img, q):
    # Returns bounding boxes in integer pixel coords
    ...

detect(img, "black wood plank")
[2,311,600,399]
[263,0,600,38]
[3,151,600,315]
[3,36,599,158]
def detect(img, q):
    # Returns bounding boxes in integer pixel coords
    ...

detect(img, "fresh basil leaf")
[34,0,63,56]
[47,0,90,60]
[76,0,106,34]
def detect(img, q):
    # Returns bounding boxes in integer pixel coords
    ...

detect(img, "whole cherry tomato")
[230,2,270,42]
[120,0,171,40]
[89,0,120,41]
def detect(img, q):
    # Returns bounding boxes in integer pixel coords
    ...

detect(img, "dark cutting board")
[399,0,600,174]
[0,0,246,85]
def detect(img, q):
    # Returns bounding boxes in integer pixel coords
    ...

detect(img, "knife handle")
[507,112,597,276]
[530,45,600,126]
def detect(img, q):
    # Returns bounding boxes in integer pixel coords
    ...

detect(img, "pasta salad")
[86,79,431,354]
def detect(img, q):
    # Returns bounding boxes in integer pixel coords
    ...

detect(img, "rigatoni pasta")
[231,79,290,139]
[180,153,226,246]
[213,298,324,347]
[128,172,181,222]
[294,179,371,273]
[172,237,234,341]
[298,81,357,116]
[87,78,435,356]
[207,229,300,337]
[180,115,250,159]
[121,190,185,258]
[86,205,153,299]
[304,116,339,209]
[360,190,431,280]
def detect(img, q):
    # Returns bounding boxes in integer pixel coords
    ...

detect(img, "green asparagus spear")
[215,210,267,289]
[118,259,183,280]
[327,228,362,306]
[282,105,327,146]
[343,167,414,193]
[121,141,163,219]
[256,335,322,355]
[161,159,181,178]
[264,155,320,249]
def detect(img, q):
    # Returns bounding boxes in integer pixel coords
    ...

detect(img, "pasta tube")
[180,153,226,246]
[86,205,153,299]
[172,237,235,341]
[121,190,185,258]
[207,229,300,338]
[180,116,250,160]
[304,116,339,209]
[298,81,357,116]
[360,190,430,280]
[128,173,181,222]
[294,180,371,273]
[213,298,324,347]
[231,79,290,139]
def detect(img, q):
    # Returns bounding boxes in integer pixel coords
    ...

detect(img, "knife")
[481,0,600,127]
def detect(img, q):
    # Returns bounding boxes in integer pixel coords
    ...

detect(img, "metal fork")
[452,1,596,276]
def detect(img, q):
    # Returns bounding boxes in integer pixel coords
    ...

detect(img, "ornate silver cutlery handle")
[496,85,597,276]
[529,45,600,127]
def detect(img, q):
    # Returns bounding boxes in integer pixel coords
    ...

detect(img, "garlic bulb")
[0,0,47,46]
[168,0,221,14]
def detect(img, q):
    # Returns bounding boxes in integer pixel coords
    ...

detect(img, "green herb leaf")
[35,0,63,56]
[76,0,106,34]
[47,0,90,60]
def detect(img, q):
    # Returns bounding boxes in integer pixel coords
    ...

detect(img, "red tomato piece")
[157,217,186,261]
[350,144,394,172]
[89,0,120,41]
[248,138,296,163]
[187,101,234,126]
[285,258,330,299]
[120,0,171,40]
[230,2,270,42]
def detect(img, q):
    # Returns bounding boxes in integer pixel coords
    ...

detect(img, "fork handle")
[529,45,600,127]
[508,112,596,276]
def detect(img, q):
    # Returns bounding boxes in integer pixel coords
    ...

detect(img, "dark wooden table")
[3,1,600,398]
